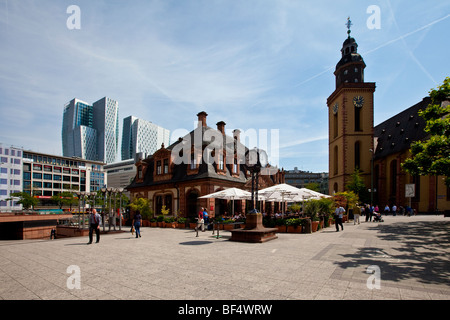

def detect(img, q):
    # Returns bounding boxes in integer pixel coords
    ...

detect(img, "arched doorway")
[186,189,199,219]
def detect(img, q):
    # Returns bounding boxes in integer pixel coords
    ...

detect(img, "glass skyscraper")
[62,97,119,163]
[121,116,170,161]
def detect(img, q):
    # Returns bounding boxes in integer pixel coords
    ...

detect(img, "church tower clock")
[327,18,376,195]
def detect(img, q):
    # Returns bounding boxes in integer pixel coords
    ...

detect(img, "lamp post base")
[230,214,278,243]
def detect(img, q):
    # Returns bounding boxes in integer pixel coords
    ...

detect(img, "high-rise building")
[93,97,119,164]
[121,116,170,161]
[62,97,119,163]
[0,143,23,212]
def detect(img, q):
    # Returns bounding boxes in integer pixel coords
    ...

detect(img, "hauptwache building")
[126,112,285,220]
[327,23,449,213]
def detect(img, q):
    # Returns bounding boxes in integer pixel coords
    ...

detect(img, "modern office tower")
[62,97,119,163]
[0,144,23,212]
[93,97,119,164]
[121,116,170,161]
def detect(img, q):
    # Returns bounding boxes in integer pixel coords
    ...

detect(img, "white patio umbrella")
[258,183,313,213]
[199,187,256,215]
[290,188,332,202]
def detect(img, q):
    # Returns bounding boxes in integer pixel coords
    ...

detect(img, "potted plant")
[189,217,198,229]
[164,216,176,228]
[176,217,187,228]
[304,199,320,232]
[286,218,302,233]
[156,214,164,227]
[317,197,334,229]
[223,219,235,231]
[150,218,157,227]
[275,218,286,233]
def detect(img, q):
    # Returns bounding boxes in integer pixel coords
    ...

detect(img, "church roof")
[373,97,431,159]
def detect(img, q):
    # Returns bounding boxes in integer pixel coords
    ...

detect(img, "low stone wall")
[56,226,89,238]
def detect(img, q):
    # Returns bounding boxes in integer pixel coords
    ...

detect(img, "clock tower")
[327,18,376,195]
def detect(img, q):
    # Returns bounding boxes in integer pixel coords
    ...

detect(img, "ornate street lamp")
[246,148,268,212]
[230,148,277,243]
[118,187,124,231]
[107,187,113,231]
[101,187,107,232]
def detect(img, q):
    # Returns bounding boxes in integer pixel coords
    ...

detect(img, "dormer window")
[137,165,143,179]
[156,160,162,175]
[190,153,196,169]
[218,154,224,170]
[163,159,169,174]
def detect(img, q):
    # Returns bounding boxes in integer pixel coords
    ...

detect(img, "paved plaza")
[0,215,449,301]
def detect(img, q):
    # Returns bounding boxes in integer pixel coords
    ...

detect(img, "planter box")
[223,224,234,231]
[157,222,164,228]
[287,225,302,233]
[189,223,197,229]
[150,222,157,227]
[276,225,286,233]
[142,220,150,227]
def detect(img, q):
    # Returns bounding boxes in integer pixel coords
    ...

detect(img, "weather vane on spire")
[346,16,352,38]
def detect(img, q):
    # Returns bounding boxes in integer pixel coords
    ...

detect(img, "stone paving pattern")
[0,215,449,300]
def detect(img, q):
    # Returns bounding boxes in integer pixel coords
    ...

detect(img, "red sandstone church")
[126,112,285,220]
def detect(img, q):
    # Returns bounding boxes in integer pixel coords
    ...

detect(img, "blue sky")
[0,0,449,172]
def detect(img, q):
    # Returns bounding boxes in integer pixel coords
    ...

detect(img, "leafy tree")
[304,199,320,221]
[7,192,38,210]
[346,168,369,203]
[129,197,152,220]
[333,191,358,211]
[402,77,450,186]
[51,192,78,209]
[317,197,335,217]
[304,182,320,192]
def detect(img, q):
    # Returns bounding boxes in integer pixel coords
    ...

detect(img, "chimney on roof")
[197,111,208,128]
[233,129,241,142]
[216,121,226,134]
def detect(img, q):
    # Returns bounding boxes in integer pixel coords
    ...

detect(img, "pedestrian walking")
[196,207,205,232]
[392,204,397,216]
[364,204,370,222]
[87,209,102,244]
[133,210,142,238]
[353,203,361,225]
[334,205,345,231]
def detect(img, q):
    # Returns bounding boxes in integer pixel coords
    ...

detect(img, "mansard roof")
[373,97,431,160]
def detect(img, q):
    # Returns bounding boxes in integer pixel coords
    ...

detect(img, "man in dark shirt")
[87,209,102,244]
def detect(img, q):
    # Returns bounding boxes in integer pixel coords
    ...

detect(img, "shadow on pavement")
[179,240,214,245]
[334,220,450,286]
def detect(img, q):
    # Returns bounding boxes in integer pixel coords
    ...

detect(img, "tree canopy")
[402,77,450,186]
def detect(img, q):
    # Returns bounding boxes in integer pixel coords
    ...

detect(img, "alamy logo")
[366,265,381,290]
[66,5,81,30]
[170,123,279,174]
[367,5,381,30]
[66,265,81,289]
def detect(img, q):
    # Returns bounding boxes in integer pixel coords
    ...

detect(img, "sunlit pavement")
[0,215,449,300]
